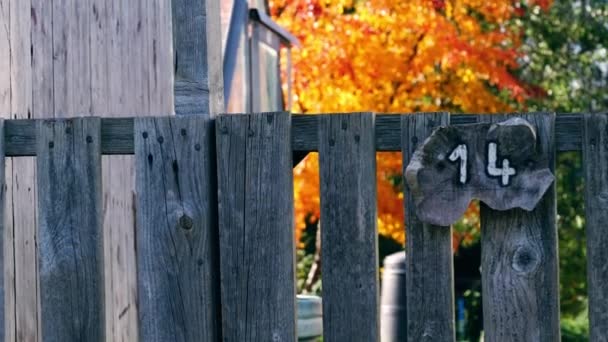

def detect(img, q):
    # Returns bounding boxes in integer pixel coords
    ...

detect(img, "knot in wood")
[511,245,540,274]
[179,214,193,230]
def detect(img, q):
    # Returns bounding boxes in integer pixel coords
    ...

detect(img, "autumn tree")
[271,0,551,248]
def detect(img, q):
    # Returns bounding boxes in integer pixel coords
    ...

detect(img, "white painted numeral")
[449,144,468,184]
[487,142,516,186]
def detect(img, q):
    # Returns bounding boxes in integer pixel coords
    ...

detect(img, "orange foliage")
[272,0,551,246]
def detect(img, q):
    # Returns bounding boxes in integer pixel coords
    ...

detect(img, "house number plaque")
[405,117,554,226]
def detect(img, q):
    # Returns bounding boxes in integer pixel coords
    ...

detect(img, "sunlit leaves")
[272,0,552,247]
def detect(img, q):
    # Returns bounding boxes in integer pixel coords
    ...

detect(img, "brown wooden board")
[583,113,608,341]
[401,113,455,341]
[480,113,560,341]
[319,113,379,342]
[405,117,554,226]
[216,112,296,342]
[36,118,104,341]
[135,116,220,342]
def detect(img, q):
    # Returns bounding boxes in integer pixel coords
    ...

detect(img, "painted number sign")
[405,117,554,226]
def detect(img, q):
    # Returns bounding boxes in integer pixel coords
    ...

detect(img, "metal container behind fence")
[297,295,323,341]
[381,251,407,342]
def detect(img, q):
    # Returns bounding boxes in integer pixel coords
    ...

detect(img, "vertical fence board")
[583,113,608,341]
[36,118,104,341]
[0,120,5,341]
[135,116,220,342]
[319,113,378,341]
[480,113,559,341]
[216,112,296,342]
[401,113,454,341]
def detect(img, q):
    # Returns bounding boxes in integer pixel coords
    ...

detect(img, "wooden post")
[401,113,455,341]
[166,0,224,339]
[172,0,224,116]
[0,1,174,340]
[36,119,104,341]
[480,113,559,341]
[318,113,379,341]
[583,113,608,341]
[216,113,296,341]
[135,116,220,341]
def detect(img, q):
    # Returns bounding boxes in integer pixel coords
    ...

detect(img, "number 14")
[449,143,516,186]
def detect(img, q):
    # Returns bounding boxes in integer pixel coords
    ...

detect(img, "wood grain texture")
[5,1,39,340]
[2,1,175,340]
[135,116,220,342]
[173,0,224,116]
[319,113,379,342]
[583,113,608,342]
[0,121,5,341]
[0,114,587,157]
[0,3,16,341]
[216,112,296,342]
[36,118,104,341]
[405,118,554,226]
[401,113,454,342]
[480,113,559,341]
[293,114,579,152]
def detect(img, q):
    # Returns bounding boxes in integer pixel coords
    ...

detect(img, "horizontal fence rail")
[1,113,586,156]
[0,112,606,342]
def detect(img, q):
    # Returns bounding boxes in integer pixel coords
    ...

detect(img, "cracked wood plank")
[36,118,104,341]
[135,116,220,342]
[480,113,559,341]
[401,113,454,342]
[216,112,296,342]
[319,113,379,342]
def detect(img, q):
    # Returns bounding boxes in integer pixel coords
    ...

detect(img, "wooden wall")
[0,0,174,340]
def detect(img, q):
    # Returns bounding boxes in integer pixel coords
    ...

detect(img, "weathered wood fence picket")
[0,112,604,341]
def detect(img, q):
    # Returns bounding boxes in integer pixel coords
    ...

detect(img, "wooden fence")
[0,112,605,341]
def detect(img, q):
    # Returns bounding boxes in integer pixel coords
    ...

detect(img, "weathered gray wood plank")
[405,118,554,226]
[0,3,16,340]
[172,0,224,116]
[401,113,454,342]
[480,113,560,341]
[319,113,379,342]
[7,1,39,340]
[0,120,6,341]
[583,113,608,342]
[216,112,296,342]
[36,118,104,341]
[0,114,582,157]
[135,116,220,342]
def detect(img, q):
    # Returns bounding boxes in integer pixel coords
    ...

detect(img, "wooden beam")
[172,0,224,116]
[0,114,585,156]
